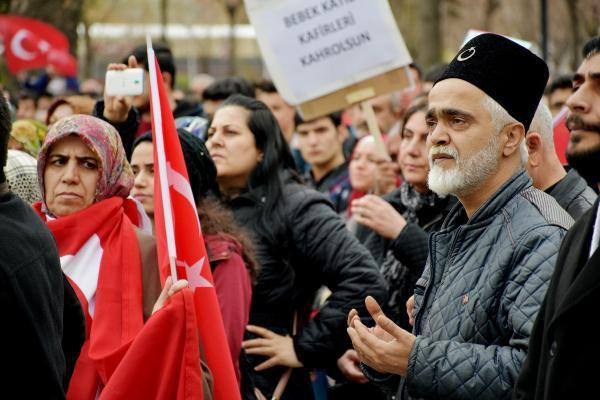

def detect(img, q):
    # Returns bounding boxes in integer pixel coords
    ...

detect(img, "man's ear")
[502,123,525,157]
[337,124,349,143]
[525,132,542,167]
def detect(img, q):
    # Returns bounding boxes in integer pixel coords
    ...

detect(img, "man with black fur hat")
[513,35,600,400]
[347,33,572,400]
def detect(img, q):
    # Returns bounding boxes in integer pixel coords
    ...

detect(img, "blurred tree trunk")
[224,2,242,76]
[160,0,168,43]
[9,0,84,52]
[483,0,500,30]
[419,0,442,69]
[565,0,581,71]
[81,15,93,79]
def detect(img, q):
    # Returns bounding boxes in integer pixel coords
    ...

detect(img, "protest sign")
[246,0,413,119]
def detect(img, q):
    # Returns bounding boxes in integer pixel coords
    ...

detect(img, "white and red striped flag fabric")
[147,37,241,400]
[34,197,204,400]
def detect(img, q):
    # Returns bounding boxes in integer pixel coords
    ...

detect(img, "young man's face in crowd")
[296,116,344,168]
[566,53,600,158]
[17,98,36,120]
[548,87,572,116]
[256,90,296,143]
[369,94,399,135]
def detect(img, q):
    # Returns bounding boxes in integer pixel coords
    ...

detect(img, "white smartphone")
[105,68,145,96]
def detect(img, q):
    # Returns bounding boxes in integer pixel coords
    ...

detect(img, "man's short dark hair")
[125,43,176,88]
[202,77,255,101]
[18,90,37,104]
[255,79,278,94]
[294,111,342,129]
[0,96,12,177]
[582,36,600,59]
[546,75,573,96]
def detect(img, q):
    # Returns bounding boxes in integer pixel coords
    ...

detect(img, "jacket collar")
[546,168,588,206]
[442,169,532,229]
[226,169,296,207]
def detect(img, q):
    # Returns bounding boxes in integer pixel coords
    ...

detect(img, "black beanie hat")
[435,33,549,131]
[133,129,217,205]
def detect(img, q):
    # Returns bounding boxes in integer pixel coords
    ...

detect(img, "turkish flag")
[148,42,241,400]
[34,198,204,400]
[0,15,77,76]
[99,290,205,400]
[553,107,569,165]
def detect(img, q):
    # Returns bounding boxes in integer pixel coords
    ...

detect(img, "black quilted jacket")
[227,173,387,400]
[355,189,457,330]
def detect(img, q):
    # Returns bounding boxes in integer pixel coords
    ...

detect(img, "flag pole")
[146,34,178,281]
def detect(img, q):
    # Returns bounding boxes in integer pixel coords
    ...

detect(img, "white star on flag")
[176,257,212,291]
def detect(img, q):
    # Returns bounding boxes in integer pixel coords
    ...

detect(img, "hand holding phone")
[102,56,140,123]
[105,68,145,97]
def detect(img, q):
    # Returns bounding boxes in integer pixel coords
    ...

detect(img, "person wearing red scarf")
[34,114,211,399]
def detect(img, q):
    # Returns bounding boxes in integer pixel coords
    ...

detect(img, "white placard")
[246,0,412,105]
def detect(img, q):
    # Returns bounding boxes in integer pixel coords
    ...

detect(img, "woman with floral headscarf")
[33,114,212,399]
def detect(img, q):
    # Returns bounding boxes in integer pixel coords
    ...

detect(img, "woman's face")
[399,111,429,191]
[44,135,100,217]
[49,104,75,126]
[349,137,381,192]
[130,141,154,217]
[205,105,263,191]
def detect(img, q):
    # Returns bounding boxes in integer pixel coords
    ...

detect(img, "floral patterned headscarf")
[37,114,134,210]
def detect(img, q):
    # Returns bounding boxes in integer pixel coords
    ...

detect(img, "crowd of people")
[0,29,599,400]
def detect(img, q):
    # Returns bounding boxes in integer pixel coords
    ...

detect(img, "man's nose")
[566,86,591,115]
[427,124,450,147]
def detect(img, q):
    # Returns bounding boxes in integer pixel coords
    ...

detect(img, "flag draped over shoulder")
[34,198,204,399]
[148,41,241,400]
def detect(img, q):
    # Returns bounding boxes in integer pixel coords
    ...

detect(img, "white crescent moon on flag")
[11,29,37,61]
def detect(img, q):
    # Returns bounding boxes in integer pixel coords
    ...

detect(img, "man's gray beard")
[427,133,501,197]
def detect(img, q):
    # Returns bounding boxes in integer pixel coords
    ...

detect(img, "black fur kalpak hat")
[435,33,549,131]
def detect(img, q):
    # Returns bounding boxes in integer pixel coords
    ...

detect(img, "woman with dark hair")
[206,94,387,399]
[130,129,257,384]
[352,98,456,330]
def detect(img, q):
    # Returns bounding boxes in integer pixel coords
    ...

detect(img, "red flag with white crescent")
[0,15,77,75]
[147,39,241,400]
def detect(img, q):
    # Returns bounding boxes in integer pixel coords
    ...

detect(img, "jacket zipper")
[414,227,463,334]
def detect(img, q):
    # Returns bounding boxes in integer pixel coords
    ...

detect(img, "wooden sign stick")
[360,100,391,162]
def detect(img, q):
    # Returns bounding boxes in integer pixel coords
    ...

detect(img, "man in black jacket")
[0,95,84,397]
[524,102,596,219]
[513,36,600,400]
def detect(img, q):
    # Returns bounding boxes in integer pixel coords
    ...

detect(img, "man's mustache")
[566,114,600,135]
